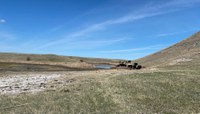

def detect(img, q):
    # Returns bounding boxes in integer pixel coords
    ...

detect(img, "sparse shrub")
[80,60,84,62]
[26,57,31,61]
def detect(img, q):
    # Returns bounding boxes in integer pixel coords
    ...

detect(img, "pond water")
[95,65,114,69]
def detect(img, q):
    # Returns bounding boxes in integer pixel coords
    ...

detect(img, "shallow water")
[95,65,114,69]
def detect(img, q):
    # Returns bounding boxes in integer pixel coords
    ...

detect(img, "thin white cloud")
[157,31,187,37]
[50,25,64,32]
[35,38,127,50]
[67,38,127,49]
[70,38,125,45]
[69,23,105,37]
[68,0,200,38]
[167,0,200,7]
[99,45,168,53]
[156,29,200,37]
[36,0,200,50]
[37,12,170,50]
[0,19,6,23]
[0,32,14,40]
[68,11,166,38]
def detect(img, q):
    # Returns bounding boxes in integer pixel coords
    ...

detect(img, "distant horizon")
[1,0,200,59]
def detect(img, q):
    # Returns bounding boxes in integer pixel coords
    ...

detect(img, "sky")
[0,0,200,60]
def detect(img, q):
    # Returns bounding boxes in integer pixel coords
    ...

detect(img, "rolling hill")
[135,31,200,68]
[0,53,120,64]
[0,53,121,71]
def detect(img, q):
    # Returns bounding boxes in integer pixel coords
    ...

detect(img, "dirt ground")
[0,68,155,95]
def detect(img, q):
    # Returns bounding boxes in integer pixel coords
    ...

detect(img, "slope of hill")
[0,53,121,71]
[135,31,200,68]
[0,53,120,64]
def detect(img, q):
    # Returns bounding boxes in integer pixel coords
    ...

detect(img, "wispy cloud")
[157,31,188,37]
[67,38,127,49]
[0,19,6,23]
[68,11,167,38]
[49,25,65,32]
[156,29,200,37]
[99,45,168,53]
[166,0,200,7]
[36,0,200,50]
[68,0,200,38]
[35,38,127,50]
[0,32,14,40]
[36,12,169,50]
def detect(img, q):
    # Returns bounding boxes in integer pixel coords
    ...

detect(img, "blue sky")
[0,0,200,60]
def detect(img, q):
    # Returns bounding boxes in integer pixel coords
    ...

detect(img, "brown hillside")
[0,53,121,71]
[0,53,120,64]
[135,31,200,67]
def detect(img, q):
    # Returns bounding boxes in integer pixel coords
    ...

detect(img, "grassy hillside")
[0,53,121,71]
[135,31,200,67]
[0,53,120,64]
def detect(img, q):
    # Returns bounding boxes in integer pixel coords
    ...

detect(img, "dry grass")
[135,31,200,67]
[0,52,121,71]
[0,66,200,113]
[0,53,120,65]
